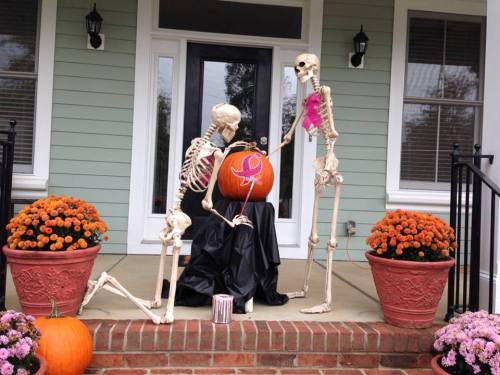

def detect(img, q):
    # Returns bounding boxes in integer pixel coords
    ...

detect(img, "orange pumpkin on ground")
[35,301,93,375]
[218,150,274,201]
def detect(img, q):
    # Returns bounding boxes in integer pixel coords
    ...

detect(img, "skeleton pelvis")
[313,156,338,186]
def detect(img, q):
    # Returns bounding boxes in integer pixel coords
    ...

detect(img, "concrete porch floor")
[5,255,448,323]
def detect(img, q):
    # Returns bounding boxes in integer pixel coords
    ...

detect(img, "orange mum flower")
[367,209,455,262]
[6,195,107,252]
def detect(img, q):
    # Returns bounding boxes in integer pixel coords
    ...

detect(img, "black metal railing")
[446,143,499,321]
[0,120,16,310]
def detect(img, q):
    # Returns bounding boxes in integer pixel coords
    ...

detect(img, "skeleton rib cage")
[178,138,217,195]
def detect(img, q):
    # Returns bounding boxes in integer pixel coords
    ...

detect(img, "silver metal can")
[212,294,233,324]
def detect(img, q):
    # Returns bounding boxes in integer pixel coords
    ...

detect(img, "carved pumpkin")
[35,301,93,375]
[218,150,274,201]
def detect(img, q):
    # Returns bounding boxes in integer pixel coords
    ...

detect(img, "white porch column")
[479,0,500,312]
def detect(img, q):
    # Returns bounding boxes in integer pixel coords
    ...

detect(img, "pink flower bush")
[0,311,40,375]
[434,311,500,374]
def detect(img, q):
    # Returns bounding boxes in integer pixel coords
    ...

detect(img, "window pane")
[200,61,257,146]
[443,21,481,101]
[400,103,439,183]
[0,78,35,171]
[405,18,444,98]
[159,0,302,39]
[152,58,173,214]
[437,105,476,182]
[0,0,38,72]
[278,67,297,219]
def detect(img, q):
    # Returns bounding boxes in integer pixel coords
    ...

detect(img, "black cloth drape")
[162,200,288,313]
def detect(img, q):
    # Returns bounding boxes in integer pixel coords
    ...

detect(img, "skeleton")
[271,53,342,314]
[80,103,258,324]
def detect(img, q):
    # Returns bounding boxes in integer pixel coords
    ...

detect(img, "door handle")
[259,136,268,145]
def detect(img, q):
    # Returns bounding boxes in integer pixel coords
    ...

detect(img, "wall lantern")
[350,25,369,68]
[86,3,103,49]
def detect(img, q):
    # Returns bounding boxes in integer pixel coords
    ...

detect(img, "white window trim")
[127,0,323,257]
[11,0,56,200]
[386,0,486,212]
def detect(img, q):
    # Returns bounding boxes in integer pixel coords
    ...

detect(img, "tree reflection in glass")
[278,67,298,218]
[152,58,173,214]
[201,61,256,146]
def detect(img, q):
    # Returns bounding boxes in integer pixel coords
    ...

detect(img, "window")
[278,66,298,219]
[0,0,40,173]
[400,13,484,190]
[158,0,302,39]
[152,57,174,214]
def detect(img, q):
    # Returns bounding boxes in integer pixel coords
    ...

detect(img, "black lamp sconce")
[86,3,104,49]
[350,25,369,68]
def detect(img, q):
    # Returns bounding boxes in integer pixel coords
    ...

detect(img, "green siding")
[317,0,393,261]
[49,0,137,254]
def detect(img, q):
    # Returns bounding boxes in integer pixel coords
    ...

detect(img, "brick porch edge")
[84,320,439,372]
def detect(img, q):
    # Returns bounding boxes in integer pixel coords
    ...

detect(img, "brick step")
[84,320,438,372]
[86,368,433,374]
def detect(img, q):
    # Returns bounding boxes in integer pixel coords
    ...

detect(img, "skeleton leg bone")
[301,175,342,314]
[92,272,162,324]
[162,239,181,324]
[287,181,321,299]
[151,242,169,308]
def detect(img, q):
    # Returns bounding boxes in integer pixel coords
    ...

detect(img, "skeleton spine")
[204,124,217,140]
[311,76,335,147]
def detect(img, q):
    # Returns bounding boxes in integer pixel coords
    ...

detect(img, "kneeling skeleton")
[80,103,258,324]
[271,53,342,314]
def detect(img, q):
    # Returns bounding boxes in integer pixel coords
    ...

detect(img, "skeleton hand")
[232,215,253,228]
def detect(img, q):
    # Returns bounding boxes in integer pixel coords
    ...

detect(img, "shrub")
[434,311,500,375]
[0,310,40,374]
[366,209,456,262]
[6,195,108,251]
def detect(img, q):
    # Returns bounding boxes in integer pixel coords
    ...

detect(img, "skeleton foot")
[232,214,253,228]
[287,290,307,299]
[150,299,162,309]
[161,309,174,324]
[245,297,254,313]
[300,303,331,314]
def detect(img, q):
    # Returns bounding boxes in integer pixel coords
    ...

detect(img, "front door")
[181,43,272,238]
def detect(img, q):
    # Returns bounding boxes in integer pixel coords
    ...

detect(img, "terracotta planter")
[431,355,450,375]
[366,251,454,328]
[35,353,48,375]
[3,245,100,317]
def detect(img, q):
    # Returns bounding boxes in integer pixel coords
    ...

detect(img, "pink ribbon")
[231,153,263,186]
[302,93,321,131]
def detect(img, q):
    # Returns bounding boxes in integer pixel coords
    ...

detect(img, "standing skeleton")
[272,53,342,314]
[80,103,257,324]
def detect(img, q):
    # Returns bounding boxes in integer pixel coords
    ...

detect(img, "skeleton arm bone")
[269,103,306,156]
[201,141,259,227]
[201,148,235,227]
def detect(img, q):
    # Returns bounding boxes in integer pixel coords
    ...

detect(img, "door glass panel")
[278,67,298,219]
[201,61,256,145]
[152,57,173,214]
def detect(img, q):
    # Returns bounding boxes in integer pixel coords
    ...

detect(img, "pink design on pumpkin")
[231,153,263,186]
[302,93,322,131]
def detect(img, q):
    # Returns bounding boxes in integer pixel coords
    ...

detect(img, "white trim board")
[386,0,486,212]
[12,0,57,200]
[127,0,323,258]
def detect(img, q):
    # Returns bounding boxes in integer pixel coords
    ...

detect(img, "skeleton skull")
[211,103,241,143]
[294,53,320,83]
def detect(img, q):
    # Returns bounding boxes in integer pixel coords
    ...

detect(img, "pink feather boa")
[302,93,321,131]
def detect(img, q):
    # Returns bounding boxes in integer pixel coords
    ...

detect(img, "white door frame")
[127,0,323,258]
